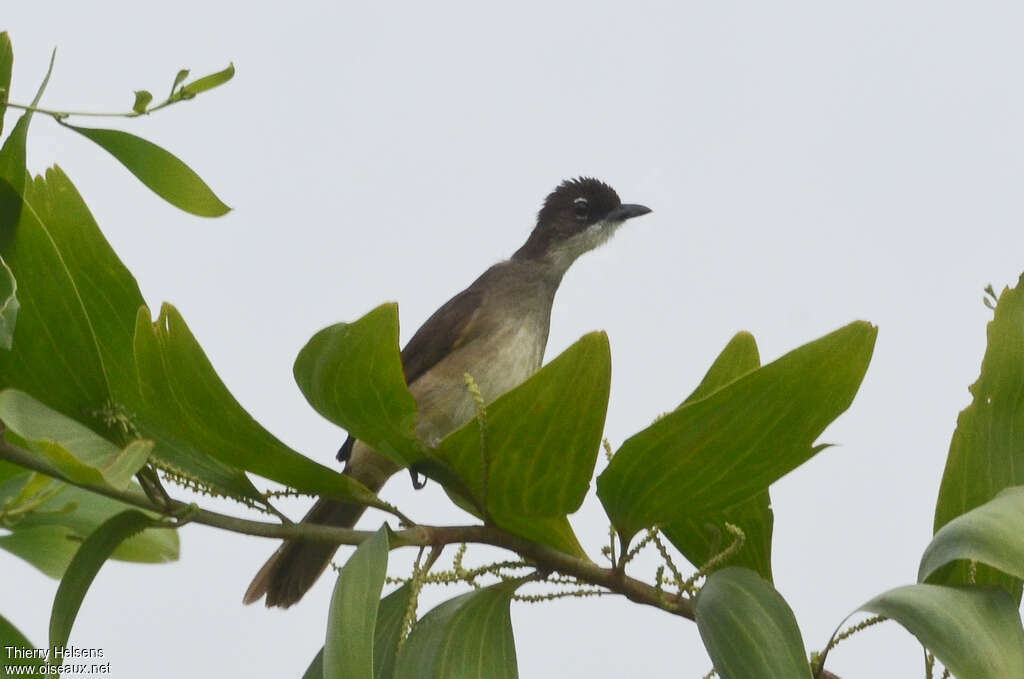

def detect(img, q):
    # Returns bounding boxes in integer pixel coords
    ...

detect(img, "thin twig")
[5,96,182,121]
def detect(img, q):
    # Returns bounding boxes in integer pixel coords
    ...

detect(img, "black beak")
[608,203,652,222]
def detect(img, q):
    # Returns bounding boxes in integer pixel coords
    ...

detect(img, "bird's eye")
[573,197,589,220]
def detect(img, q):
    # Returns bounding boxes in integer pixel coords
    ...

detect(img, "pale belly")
[409,318,546,446]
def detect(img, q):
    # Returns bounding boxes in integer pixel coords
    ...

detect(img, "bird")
[244,177,651,607]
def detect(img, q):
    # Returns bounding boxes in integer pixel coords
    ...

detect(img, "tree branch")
[0,436,694,619]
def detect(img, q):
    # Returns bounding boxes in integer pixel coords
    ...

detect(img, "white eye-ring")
[573,197,589,220]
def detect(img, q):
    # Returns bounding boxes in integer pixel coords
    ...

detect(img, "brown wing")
[399,285,485,384]
[337,282,486,463]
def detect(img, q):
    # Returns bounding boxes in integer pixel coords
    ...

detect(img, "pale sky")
[4,3,1024,677]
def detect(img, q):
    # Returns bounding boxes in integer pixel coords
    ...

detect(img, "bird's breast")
[409,313,548,446]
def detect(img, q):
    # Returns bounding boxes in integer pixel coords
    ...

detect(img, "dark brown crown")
[514,177,622,260]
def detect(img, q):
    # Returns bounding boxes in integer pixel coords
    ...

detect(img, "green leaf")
[305,584,414,679]
[131,304,375,504]
[29,50,53,111]
[491,512,587,558]
[49,510,156,664]
[695,567,812,679]
[294,304,422,466]
[857,584,1024,679]
[301,648,324,679]
[64,124,230,217]
[171,69,190,93]
[14,484,178,564]
[325,526,390,679]
[662,332,774,580]
[0,32,13,138]
[426,463,588,557]
[0,167,144,422]
[0,45,53,198]
[131,90,153,114]
[0,389,151,489]
[180,63,235,96]
[933,275,1024,600]
[664,498,773,582]
[0,613,45,672]
[0,524,82,578]
[0,255,18,349]
[680,331,762,405]
[437,332,610,518]
[0,163,288,502]
[0,458,29,493]
[0,470,61,519]
[373,584,413,679]
[394,581,520,679]
[598,321,876,540]
[0,41,53,238]
[0,141,23,242]
[920,485,1024,584]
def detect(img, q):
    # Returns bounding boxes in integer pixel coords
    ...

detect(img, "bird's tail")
[243,496,368,608]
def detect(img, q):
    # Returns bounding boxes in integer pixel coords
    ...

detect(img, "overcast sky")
[4,3,1024,677]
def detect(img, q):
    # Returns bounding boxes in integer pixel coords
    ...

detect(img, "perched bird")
[245,177,651,607]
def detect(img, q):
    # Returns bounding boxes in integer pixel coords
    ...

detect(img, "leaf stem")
[3,98,184,121]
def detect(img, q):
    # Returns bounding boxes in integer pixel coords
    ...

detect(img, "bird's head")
[513,177,651,269]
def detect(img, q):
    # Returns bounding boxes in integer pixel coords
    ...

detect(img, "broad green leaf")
[302,648,324,679]
[598,322,876,540]
[14,484,178,564]
[49,510,156,664]
[437,332,610,518]
[325,526,390,679]
[0,477,118,573]
[0,457,27,491]
[662,332,774,580]
[131,304,375,504]
[0,525,80,578]
[305,584,414,679]
[858,584,1024,679]
[0,470,61,519]
[695,567,812,679]
[920,485,1024,584]
[0,168,143,420]
[0,32,12,138]
[427,462,587,557]
[373,584,413,679]
[1,434,110,500]
[131,90,152,114]
[181,63,235,96]
[0,163,278,501]
[664,500,773,582]
[294,304,422,466]
[933,275,1024,600]
[491,512,586,558]
[421,463,586,556]
[0,389,151,489]
[394,581,520,679]
[0,255,18,349]
[681,331,762,406]
[0,83,273,504]
[64,124,230,217]
[0,613,44,672]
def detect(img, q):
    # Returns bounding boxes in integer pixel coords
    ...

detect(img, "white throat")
[543,218,624,273]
